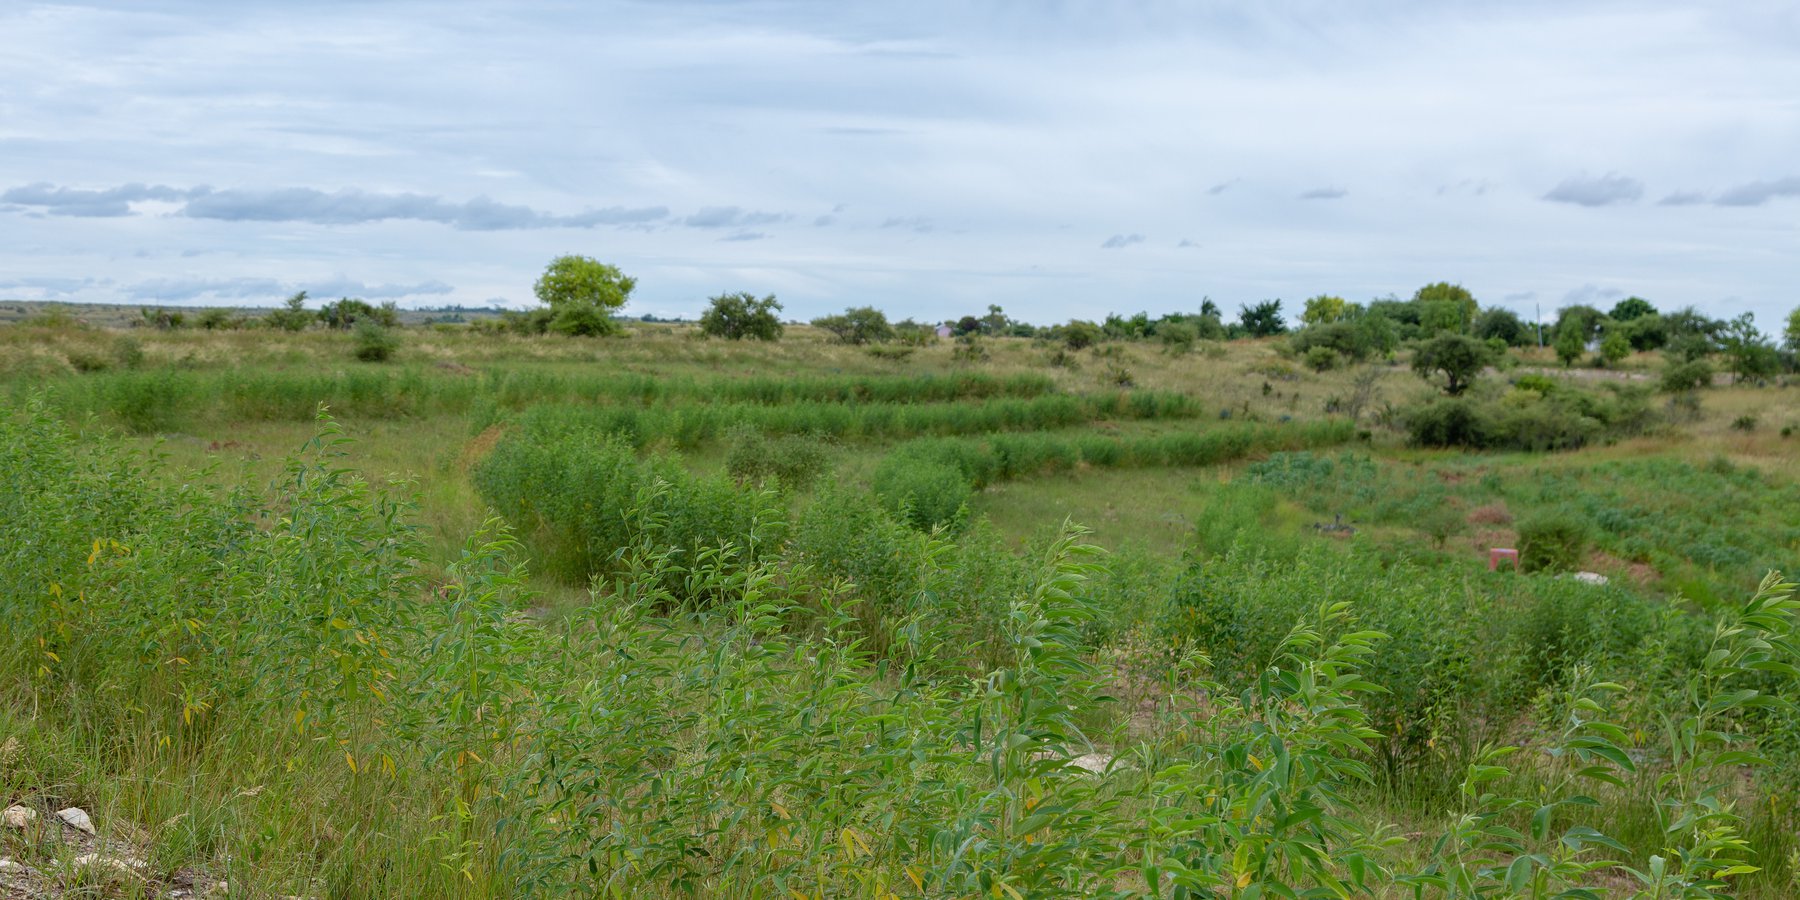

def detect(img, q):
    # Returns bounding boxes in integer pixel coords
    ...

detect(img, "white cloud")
[0,1,1797,323]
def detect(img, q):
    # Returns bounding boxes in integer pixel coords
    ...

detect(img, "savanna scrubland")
[2,292,1799,898]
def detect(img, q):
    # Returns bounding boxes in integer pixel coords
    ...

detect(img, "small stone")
[70,852,147,876]
[0,857,22,872]
[1069,753,1114,774]
[56,806,95,834]
[1572,571,1610,585]
[1,805,36,828]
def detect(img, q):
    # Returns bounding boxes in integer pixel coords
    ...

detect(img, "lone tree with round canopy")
[1412,333,1491,395]
[534,255,633,336]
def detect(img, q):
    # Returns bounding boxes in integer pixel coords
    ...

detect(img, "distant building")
[935,325,954,338]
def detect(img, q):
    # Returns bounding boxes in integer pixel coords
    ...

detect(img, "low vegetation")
[0,287,1798,897]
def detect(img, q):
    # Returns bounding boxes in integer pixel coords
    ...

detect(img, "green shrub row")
[498,390,1206,451]
[15,367,1060,432]
[872,420,1359,528]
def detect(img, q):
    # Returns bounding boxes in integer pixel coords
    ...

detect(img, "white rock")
[207,881,230,896]
[56,806,95,834]
[0,857,22,872]
[70,852,146,876]
[1,805,35,828]
[1069,753,1114,774]
[1572,571,1610,585]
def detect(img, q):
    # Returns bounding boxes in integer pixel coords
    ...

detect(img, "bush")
[1661,359,1713,392]
[352,321,400,362]
[472,427,785,590]
[1517,510,1590,573]
[811,306,893,344]
[871,453,970,530]
[1404,398,1488,448]
[699,292,784,341]
[724,426,832,490]
[1303,346,1340,372]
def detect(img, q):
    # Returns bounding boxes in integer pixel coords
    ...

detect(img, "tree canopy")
[533,255,633,336]
[1412,333,1490,395]
[699,292,784,341]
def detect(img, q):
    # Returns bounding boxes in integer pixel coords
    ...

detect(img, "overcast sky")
[2,1,1796,326]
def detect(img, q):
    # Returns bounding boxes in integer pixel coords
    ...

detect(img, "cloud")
[880,216,934,233]
[681,206,787,228]
[719,231,767,242]
[1177,238,1200,249]
[1206,180,1238,195]
[1100,233,1145,249]
[0,182,207,217]
[1712,177,1800,207]
[1298,187,1347,200]
[1560,283,1624,307]
[1542,173,1643,207]
[124,276,453,303]
[2,183,668,229]
[1435,178,1490,196]
[1658,190,1708,206]
[0,276,113,296]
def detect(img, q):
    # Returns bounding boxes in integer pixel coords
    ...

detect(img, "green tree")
[265,291,314,332]
[811,306,893,344]
[319,297,378,330]
[982,304,1010,334]
[1471,307,1528,346]
[1785,306,1800,352]
[1599,329,1630,367]
[1717,312,1778,383]
[1411,333,1491,395]
[1553,322,1586,367]
[1412,282,1478,332]
[1300,294,1349,326]
[1608,296,1657,321]
[1553,304,1605,344]
[533,255,632,337]
[1060,319,1103,350]
[1237,300,1287,337]
[698,292,784,341]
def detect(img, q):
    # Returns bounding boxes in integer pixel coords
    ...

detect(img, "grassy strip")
[11,367,1060,432]
[498,389,1207,448]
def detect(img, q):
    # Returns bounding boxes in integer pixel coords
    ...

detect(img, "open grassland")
[2,318,1800,897]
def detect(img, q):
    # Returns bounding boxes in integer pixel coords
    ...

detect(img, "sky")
[1,1,1796,327]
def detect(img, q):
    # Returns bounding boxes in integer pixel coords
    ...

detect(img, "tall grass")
[3,400,1797,897]
[11,368,1063,432]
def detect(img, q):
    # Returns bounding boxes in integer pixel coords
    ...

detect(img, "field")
[2,311,1799,898]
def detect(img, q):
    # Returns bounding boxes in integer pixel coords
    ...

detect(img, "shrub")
[1517,510,1591,573]
[1411,333,1490,395]
[699,292,783,340]
[724,426,831,490]
[1303,346,1340,372]
[112,335,145,369]
[1661,359,1713,392]
[1731,414,1758,432]
[871,453,970,530]
[811,306,893,344]
[352,321,401,362]
[1404,397,1488,447]
[472,428,785,590]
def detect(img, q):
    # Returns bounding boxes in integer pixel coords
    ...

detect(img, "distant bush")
[1517,510,1591,573]
[812,306,893,344]
[1304,346,1341,372]
[699,292,784,341]
[1404,382,1653,452]
[473,428,785,590]
[352,321,401,362]
[1661,359,1713,392]
[723,425,831,490]
[872,452,971,530]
